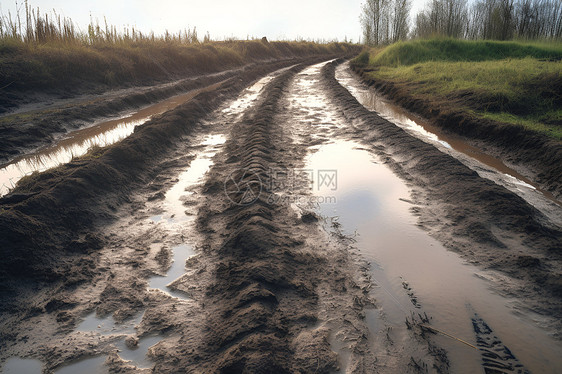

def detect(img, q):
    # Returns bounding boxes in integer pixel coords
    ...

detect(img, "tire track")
[282,61,450,374]
[154,62,377,372]
[471,314,530,374]
[0,58,324,305]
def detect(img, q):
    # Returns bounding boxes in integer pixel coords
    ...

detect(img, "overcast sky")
[1,0,428,42]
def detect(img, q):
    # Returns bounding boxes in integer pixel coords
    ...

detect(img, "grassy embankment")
[353,39,562,140]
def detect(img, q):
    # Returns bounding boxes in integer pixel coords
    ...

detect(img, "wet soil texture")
[0,58,561,374]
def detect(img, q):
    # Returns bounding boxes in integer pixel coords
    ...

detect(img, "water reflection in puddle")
[335,63,562,216]
[70,311,160,371]
[148,244,194,299]
[53,335,162,373]
[145,72,280,297]
[150,134,226,225]
[223,65,294,119]
[306,140,562,373]
[115,335,162,369]
[2,357,42,373]
[55,355,106,374]
[76,310,143,335]
[0,81,225,197]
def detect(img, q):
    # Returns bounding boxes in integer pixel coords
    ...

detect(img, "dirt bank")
[350,64,562,200]
[325,60,562,337]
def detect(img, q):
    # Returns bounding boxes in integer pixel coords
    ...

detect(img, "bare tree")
[469,0,561,40]
[499,0,515,40]
[515,0,533,38]
[361,0,410,45]
[393,0,411,41]
[361,0,386,45]
[361,0,376,45]
[414,0,467,38]
[363,0,562,43]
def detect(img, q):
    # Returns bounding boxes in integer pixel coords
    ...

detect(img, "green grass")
[370,38,562,67]
[356,39,562,140]
[481,112,562,139]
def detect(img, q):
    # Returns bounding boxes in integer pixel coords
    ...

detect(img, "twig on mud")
[418,324,478,350]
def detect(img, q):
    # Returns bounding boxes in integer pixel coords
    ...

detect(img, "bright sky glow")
[1,0,428,42]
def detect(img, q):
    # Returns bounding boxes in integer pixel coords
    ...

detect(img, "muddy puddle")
[55,355,108,374]
[146,68,281,227]
[148,244,194,299]
[222,64,295,120]
[304,140,562,373]
[53,134,228,373]
[52,334,161,372]
[30,71,281,373]
[335,63,562,224]
[149,133,226,225]
[143,70,283,292]
[0,81,226,197]
[44,132,224,373]
[1,357,43,373]
[76,310,144,335]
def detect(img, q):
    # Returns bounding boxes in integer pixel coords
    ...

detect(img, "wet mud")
[323,60,562,341]
[0,56,560,373]
[0,57,332,289]
[0,81,226,197]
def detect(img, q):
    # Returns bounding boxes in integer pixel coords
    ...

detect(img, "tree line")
[361,0,562,44]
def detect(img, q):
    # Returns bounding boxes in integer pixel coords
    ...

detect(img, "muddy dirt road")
[1,59,561,373]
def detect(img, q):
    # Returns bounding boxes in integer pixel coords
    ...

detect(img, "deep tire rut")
[1,57,560,374]
[158,63,377,372]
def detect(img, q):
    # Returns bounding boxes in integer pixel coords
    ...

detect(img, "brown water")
[307,140,562,373]
[1,357,43,373]
[0,81,226,197]
[288,62,562,373]
[335,63,562,217]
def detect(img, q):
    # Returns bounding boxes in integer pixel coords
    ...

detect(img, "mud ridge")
[323,60,562,335]
[0,59,297,163]
[0,57,338,302]
[351,65,562,199]
[150,62,379,372]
